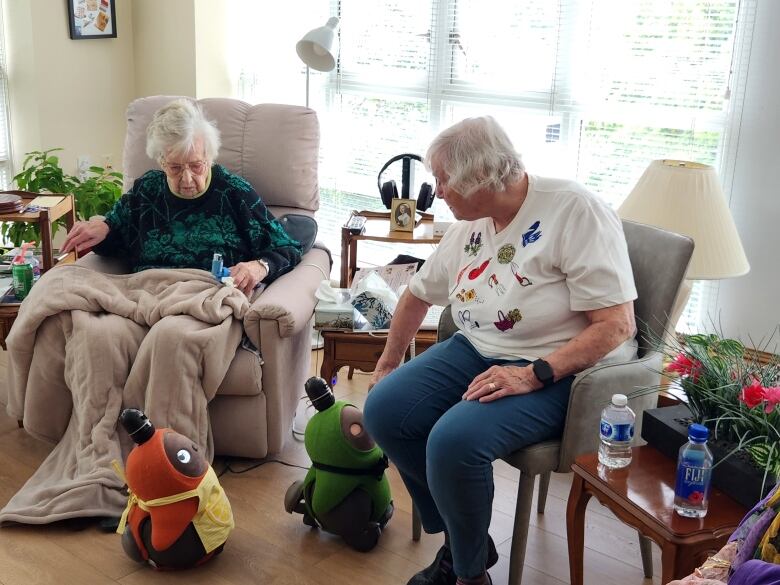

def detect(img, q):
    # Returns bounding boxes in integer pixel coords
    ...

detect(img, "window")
[0,1,11,189]
[232,0,754,329]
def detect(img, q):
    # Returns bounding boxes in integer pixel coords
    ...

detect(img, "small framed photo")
[390,198,416,232]
[68,0,117,40]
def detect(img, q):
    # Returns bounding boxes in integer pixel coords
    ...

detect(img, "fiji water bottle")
[674,423,713,518]
[598,394,635,468]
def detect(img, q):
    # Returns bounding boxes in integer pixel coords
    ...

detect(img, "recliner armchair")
[76,96,331,459]
[417,219,694,585]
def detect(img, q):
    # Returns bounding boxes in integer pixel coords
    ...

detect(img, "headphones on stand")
[377,154,435,212]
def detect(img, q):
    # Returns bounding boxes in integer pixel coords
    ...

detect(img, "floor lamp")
[298,17,339,349]
[618,159,750,333]
[296,17,340,108]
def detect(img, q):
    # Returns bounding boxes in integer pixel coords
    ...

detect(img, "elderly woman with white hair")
[62,98,301,294]
[363,116,638,585]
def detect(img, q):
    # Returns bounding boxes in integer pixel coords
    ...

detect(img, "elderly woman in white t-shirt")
[363,116,638,585]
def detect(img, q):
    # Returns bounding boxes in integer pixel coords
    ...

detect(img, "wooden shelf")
[0,191,78,272]
[0,191,78,349]
[340,210,442,287]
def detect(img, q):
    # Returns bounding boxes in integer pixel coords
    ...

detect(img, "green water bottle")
[12,261,33,300]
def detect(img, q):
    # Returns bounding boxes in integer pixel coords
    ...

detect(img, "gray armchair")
[416,219,694,585]
[77,96,331,459]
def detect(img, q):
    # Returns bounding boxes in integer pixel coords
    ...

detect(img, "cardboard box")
[314,289,362,331]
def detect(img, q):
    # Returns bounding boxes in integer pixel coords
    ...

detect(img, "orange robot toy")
[113,408,234,570]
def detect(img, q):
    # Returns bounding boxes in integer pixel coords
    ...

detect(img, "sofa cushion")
[123,96,320,212]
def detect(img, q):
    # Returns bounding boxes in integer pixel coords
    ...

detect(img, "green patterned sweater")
[93,165,302,284]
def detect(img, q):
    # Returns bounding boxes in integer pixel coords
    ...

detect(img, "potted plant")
[1,148,123,245]
[641,331,780,508]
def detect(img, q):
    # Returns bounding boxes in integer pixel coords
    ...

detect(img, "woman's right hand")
[61,220,110,253]
[368,361,400,391]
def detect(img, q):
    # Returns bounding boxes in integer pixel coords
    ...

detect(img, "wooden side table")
[320,329,437,383]
[0,192,78,271]
[340,210,441,287]
[566,446,746,585]
[0,193,78,349]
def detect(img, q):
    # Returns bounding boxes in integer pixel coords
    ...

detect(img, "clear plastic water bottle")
[674,423,713,518]
[24,250,41,280]
[598,394,635,468]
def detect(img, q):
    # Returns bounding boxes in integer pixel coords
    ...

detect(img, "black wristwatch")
[531,358,555,387]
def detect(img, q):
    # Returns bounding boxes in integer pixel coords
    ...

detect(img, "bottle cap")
[611,394,628,407]
[688,423,709,441]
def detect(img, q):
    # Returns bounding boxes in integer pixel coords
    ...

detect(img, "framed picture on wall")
[68,0,117,39]
[390,198,416,232]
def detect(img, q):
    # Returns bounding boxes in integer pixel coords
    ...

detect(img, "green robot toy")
[285,377,393,551]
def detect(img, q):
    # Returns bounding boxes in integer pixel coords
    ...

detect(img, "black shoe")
[407,536,498,585]
[455,574,492,585]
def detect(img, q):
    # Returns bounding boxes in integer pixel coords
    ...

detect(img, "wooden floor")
[0,349,662,585]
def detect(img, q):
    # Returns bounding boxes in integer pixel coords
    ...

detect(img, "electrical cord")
[216,457,309,478]
[299,262,330,282]
[292,394,316,441]
[291,335,324,441]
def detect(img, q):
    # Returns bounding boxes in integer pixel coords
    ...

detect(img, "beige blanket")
[1,265,248,525]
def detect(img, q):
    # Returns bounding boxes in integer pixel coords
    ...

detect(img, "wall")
[715,0,780,344]
[194,0,232,99]
[132,0,196,99]
[4,0,232,178]
[132,0,232,100]
[4,0,135,175]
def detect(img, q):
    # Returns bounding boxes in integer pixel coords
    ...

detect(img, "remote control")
[345,214,367,234]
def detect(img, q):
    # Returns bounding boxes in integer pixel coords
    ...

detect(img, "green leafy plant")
[71,165,124,221]
[2,148,123,245]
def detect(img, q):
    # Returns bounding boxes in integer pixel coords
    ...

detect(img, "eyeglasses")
[434,176,450,191]
[162,159,209,177]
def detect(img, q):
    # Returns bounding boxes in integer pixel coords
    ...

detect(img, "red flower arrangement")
[660,333,780,477]
[739,379,780,414]
[666,352,702,382]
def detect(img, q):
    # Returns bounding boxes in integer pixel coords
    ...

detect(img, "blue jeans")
[363,334,573,579]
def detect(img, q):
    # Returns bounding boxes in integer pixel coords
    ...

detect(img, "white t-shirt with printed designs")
[409,174,638,363]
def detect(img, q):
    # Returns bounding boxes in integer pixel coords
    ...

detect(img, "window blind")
[0,0,11,189]
[233,0,754,329]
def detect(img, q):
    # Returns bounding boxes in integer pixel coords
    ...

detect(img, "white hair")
[145,99,221,163]
[425,116,525,197]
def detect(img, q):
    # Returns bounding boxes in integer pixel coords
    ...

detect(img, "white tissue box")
[314,289,361,331]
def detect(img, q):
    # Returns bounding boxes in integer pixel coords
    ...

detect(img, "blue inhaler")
[211,253,230,281]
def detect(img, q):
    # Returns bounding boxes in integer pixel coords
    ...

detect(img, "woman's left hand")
[229,261,267,296]
[464,365,543,403]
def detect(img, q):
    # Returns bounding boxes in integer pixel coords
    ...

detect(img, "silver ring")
[489,382,496,391]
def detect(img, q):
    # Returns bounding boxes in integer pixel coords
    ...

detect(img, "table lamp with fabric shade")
[296,17,340,108]
[618,159,750,330]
